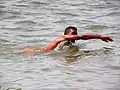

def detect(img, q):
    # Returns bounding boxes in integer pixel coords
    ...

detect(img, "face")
[66,29,77,43]
[67,29,77,35]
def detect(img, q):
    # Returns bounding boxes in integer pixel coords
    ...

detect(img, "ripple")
[30,1,50,6]
[13,4,28,7]
[107,65,120,70]
[86,25,108,30]
[55,12,79,17]
[0,10,8,16]
[15,20,36,24]
[106,12,120,16]
[0,39,9,43]
[0,5,6,8]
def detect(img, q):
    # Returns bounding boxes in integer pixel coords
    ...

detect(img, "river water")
[0,0,120,90]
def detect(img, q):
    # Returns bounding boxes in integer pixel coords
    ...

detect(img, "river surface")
[0,0,120,90]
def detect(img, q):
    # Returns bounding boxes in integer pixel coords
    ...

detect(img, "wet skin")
[21,32,113,54]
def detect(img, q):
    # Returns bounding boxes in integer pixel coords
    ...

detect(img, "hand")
[100,36,113,42]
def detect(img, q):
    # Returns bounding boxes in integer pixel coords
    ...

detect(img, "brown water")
[0,0,120,90]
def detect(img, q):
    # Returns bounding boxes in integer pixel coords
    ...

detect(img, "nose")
[68,29,75,35]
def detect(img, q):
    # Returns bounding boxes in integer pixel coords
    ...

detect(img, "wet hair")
[64,26,77,35]
[64,26,78,43]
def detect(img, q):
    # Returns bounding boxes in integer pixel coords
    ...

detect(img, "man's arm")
[80,34,113,42]
[21,34,113,53]
[21,35,81,53]
[41,35,80,51]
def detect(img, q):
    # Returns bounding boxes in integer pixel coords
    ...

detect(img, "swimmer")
[22,26,113,53]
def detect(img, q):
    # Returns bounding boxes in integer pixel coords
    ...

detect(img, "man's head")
[64,26,78,43]
[64,26,78,35]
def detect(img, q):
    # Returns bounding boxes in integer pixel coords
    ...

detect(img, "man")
[22,26,113,53]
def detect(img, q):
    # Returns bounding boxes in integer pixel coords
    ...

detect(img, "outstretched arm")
[80,34,113,42]
[21,35,81,53]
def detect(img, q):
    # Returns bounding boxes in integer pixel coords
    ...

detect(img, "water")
[0,0,120,90]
